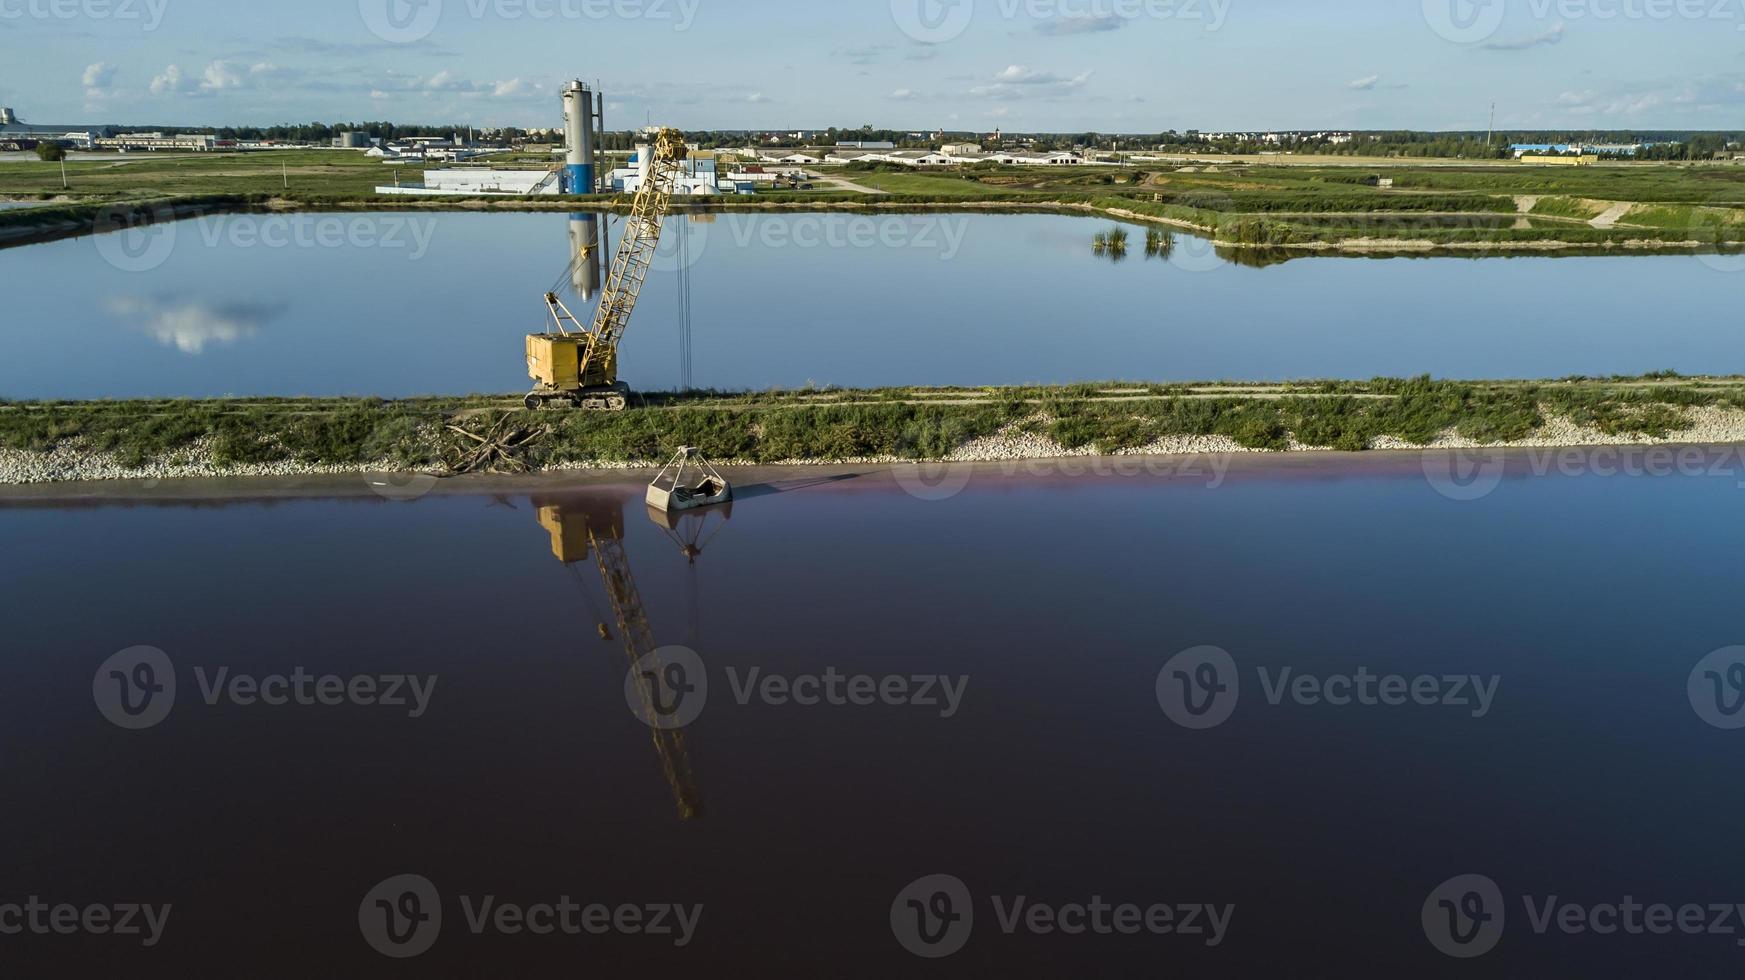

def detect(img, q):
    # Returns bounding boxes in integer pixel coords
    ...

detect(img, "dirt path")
[810,174,888,195]
[1591,202,1635,228]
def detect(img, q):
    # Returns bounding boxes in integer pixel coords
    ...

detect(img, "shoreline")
[2,195,1738,261]
[7,380,1745,490]
[5,441,1744,506]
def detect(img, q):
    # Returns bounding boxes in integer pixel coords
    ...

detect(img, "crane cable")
[676,216,694,392]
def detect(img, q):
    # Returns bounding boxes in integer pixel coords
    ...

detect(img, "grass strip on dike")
[4,376,1744,471]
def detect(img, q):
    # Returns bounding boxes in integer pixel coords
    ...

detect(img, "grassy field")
[3,150,1744,254]
[5,377,1743,472]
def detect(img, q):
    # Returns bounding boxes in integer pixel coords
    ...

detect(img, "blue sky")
[2,0,1742,131]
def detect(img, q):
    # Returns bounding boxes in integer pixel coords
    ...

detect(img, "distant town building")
[94,132,216,152]
[0,107,118,142]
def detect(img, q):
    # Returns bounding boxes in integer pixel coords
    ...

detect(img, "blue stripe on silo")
[564,164,593,194]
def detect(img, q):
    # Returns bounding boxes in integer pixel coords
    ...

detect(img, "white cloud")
[746,92,769,104]
[82,62,117,90]
[149,60,284,98]
[82,62,118,108]
[890,88,920,101]
[1485,22,1565,51]
[1552,74,1745,117]
[1348,74,1380,91]
[201,61,246,91]
[971,65,1094,100]
[106,297,279,355]
[149,64,189,96]
[1035,14,1124,36]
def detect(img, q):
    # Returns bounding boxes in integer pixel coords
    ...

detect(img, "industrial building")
[815,146,1085,167]
[376,81,750,197]
[609,150,749,195]
[94,132,217,152]
[0,107,116,147]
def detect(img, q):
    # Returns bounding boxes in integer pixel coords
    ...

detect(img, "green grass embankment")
[4,377,1744,471]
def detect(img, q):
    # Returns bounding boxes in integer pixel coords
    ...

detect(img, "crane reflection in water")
[532,493,732,822]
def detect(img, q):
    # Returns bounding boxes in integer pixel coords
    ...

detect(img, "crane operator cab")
[525,292,628,411]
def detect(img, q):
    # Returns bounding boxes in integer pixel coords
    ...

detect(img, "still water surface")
[1,210,1741,399]
[2,458,1741,974]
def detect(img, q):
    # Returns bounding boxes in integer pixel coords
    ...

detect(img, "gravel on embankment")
[9,409,1745,488]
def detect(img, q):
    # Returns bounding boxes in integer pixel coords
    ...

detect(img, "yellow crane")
[525,128,690,411]
[536,496,705,820]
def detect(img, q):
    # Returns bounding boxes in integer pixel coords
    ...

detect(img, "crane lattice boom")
[577,128,689,375]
